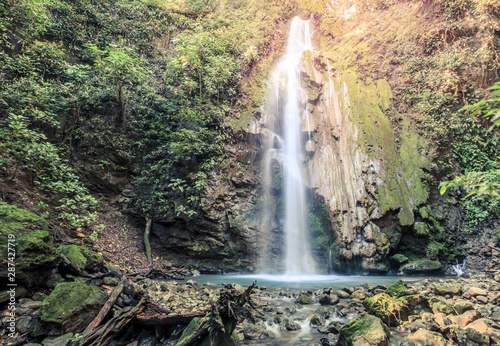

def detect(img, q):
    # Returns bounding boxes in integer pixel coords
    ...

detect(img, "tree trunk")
[144,215,152,265]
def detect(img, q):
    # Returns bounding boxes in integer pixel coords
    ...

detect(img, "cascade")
[262,17,316,274]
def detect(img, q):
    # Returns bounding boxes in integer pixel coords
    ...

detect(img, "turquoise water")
[188,274,427,290]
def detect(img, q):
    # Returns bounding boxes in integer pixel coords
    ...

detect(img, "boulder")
[336,290,351,299]
[0,202,58,287]
[385,280,415,297]
[407,329,448,346]
[468,287,487,297]
[242,324,272,339]
[364,293,417,326]
[434,284,462,296]
[450,309,481,328]
[454,301,474,314]
[310,314,326,326]
[58,245,104,272]
[41,333,74,346]
[400,260,442,275]
[296,294,313,304]
[430,298,455,315]
[338,313,389,346]
[319,294,339,305]
[466,318,500,344]
[31,281,107,336]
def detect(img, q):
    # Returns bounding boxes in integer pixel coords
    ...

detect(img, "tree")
[85,44,147,125]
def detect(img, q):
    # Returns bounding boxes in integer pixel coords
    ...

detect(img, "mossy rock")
[338,313,389,346]
[430,298,455,315]
[434,284,462,296]
[58,245,103,272]
[31,281,107,336]
[400,259,442,275]
[390,254,409,265]
[414,222,430,236]
[0,202,58,287]
[295,294,313,304]
[41,333,73,346]
[364,293,421,326]
[454,302,474,314]
[386,280,415,297]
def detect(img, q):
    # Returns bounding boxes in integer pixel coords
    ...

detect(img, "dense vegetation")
[0,0,295,236]
[0,0,499,271]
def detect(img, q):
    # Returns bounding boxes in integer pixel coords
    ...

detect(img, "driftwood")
[135,311,207,326]
[77,296,146,346]
[175,280,260,346]
[81,277,126,337]
[67,278,260,346]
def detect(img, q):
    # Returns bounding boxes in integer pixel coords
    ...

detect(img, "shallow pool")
[188,274,432,290]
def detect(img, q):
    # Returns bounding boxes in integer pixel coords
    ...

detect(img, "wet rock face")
[147,144,263,273]
[297,54,429,273]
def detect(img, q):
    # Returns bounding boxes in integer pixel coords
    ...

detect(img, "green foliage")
[439,83,500,231]
[0,0,51,49]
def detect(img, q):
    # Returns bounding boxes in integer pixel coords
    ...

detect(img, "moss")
[339,313,371,343]
[391,254,408,264]
[0,202,57,287]
[192,241,210,252]
[414,222,430,236]
[339,313,388,344]
[454,302,473,314]
[58,245,103,272]
[386,280,408,297]
[401,259,441,274]
[431,299,455,315]
[37,281,106,324]
[58,245,87,270]
[177,317,208,346]
[79,247,104,272]
[295,294,313,304]
[364,293,412,326]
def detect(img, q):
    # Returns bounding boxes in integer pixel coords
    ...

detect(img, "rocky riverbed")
[2,272,500,345]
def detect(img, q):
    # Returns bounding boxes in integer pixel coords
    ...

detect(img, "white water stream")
[262,17,316,274]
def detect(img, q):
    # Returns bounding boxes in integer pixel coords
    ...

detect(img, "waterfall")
[262,17,317,274]
[452,258,466,276]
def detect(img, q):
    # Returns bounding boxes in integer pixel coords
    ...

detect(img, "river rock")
[31,281,107,336]
[41,333,73,346]
[338,313,389,346]
[465,318,500,344]
[310,314,326,326]
[364,293,412,326]
[336,290,351,299]
[400,260,442,275]
[242,324,272,339]
[296,294,313,304]
[315,306,331,318]
[407,329,448,346]
[434,284,462,296]
[468,287,488,297]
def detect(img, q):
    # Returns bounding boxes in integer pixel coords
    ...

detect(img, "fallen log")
[81,277,126,337]
[77,297,146,346]
[135,311,207,326]
[175,280,259,346]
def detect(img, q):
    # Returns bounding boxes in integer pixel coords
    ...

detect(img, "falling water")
[262,17,316,274]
